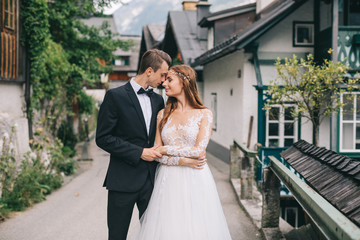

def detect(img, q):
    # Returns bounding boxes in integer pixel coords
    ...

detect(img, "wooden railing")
[230,140,283,238]
[230,140,259,199]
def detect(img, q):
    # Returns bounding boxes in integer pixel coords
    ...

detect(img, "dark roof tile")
[280,139,360,227]
[348,165,360,176]
[343,161,360,174]
[336,158,352,170]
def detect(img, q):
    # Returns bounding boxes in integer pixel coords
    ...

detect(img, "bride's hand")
[157,146,168,155]
[179,157,207,169]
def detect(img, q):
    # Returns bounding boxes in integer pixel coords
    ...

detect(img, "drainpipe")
[248,43,265,147]
[25,48,33,140]
[331,0,339,151]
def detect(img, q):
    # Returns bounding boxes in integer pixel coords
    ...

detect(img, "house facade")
[0,0,31,159]
[81,15,141,90]
[191,0,359,228]
[137,1,211,99]
[109,34,141,89]
[192,0,360,162]
[138,24,165,69]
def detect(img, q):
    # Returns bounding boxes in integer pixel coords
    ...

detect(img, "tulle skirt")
[136,164,232,240]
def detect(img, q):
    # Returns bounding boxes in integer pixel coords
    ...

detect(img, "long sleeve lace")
[156,155,181,165]
[163,109,213,158]
[154,110,181,165]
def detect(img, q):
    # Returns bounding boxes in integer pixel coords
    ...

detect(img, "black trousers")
[107,175,153,240]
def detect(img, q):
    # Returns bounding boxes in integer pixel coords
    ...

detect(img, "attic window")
[293,21,314,47]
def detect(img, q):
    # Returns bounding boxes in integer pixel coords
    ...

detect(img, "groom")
[96,49,172,240]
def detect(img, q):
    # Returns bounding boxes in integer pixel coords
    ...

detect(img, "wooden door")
[0,0,18,80]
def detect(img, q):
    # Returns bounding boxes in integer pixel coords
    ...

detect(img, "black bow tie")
[137,88,154,97]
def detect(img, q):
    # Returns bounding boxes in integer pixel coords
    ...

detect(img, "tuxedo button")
[147,140,150,145]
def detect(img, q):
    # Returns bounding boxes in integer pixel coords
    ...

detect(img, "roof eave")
[192,0,307,67]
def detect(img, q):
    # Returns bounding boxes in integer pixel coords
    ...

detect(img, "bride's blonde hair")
[159,65,206,133]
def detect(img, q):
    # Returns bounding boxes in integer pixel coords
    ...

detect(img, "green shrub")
[4,157,49,211]
[57,120,78,150]
[58,158,76,176]
[39,173,62,193]
[0,199,10,221]
[62,145,76,158]
[49,138,76,175]
[78,91,95,115]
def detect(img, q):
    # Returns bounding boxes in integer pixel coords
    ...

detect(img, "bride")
[136,64,232,240]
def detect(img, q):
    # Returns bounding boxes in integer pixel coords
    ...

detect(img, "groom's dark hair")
[138,49,172,74]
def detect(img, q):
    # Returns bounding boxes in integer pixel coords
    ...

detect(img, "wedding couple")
[96,49,231,240]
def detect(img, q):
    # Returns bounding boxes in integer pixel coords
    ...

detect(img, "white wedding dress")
[137,109,232,240]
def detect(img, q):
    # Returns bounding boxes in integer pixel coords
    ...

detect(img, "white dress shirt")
[130,78,152,135]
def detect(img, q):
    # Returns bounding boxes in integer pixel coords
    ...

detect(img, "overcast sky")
[103,0,132,14]
[103,0,255,35]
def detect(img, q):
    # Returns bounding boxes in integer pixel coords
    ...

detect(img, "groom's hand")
[141,145,162,161]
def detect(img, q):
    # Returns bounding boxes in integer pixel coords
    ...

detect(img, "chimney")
[256,0,275,14]
[196,0,211,40]
[182,1,198,11]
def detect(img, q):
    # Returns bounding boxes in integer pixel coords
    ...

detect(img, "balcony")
[338,26,360,72]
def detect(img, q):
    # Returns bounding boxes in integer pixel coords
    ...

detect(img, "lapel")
[125,82,148,136]
[149,94,157,138]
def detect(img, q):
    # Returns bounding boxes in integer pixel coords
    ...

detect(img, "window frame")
[284,207,299,228]
[293,21,315,47]
[266,104,298,148]
[3,0,16,32]
[114,56,130,66]
[339,92,360,153]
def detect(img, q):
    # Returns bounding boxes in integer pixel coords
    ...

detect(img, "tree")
[47,0,132,109]
[265,52,357,146]
[21,0,132,137]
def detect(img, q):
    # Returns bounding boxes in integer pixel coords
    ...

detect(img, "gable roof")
[280,140,360,227]
[191,0,307,67]
[112,35,141,72]
[142,24,165,50]
[164,10,207,69]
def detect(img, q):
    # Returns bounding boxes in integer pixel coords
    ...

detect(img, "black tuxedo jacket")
[96,82,164,192]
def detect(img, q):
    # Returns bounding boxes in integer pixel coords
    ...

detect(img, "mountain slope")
[113,0,251,35]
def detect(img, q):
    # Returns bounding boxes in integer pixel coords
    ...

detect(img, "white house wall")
[0,82,30,159]
[202,0,336,154]
[242,55,258,148]
[257,0,314,86]
[254,0,333,148]
[257,0,314,62]
[203,50,258,150]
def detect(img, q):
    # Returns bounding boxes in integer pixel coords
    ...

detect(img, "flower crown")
[169,70,191,82]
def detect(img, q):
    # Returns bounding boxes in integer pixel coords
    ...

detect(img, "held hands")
[157,146,167,155]
[141,145,162,161]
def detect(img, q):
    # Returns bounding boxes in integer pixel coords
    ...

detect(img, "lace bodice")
[156,108,213,165]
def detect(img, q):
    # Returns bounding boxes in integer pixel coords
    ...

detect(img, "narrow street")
[0,138,262,240]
